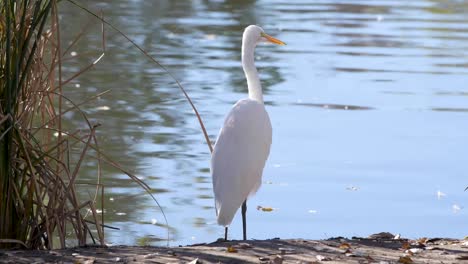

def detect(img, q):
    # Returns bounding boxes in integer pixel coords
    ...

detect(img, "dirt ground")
[1,234,468,263]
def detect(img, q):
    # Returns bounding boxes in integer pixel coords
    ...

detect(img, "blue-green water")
[60,0,467,246]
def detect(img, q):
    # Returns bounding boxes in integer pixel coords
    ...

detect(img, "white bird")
[211,25,285,241]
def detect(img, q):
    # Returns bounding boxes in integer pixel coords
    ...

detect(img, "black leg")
[224,226,228,241]
[242,200,247,240]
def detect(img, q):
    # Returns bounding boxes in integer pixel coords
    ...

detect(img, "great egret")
[211,25,285,241]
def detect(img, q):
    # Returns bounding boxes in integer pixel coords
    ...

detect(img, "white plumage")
[211,98,272,226]
[210,25,285,240]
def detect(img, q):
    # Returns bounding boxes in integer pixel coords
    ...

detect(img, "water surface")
[59,0,468,246]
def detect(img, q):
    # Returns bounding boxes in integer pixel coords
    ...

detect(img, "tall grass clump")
[0,0,107,249]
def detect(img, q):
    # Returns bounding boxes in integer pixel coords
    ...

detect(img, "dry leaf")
[227,246,238,253]
[417,237,428,245]
[339,243,351,249]
[398,256,414,264]
[256,206,274,212]
[401,242,410,250]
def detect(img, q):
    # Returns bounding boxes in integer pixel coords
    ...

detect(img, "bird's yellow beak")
[261,32,286,45]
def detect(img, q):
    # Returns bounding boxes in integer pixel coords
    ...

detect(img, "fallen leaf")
[417,237,428,245]
[401,242,410,250]
[256,206,274,212]
[227,246,238,253]
[339,243,351,249]
[398,256,414,264]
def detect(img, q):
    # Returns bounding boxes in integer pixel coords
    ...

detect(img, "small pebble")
[279,247,295,254]
[408,248,423,254]
[143,253,159,259]
[272,255,283,264]
[316,254,331,261]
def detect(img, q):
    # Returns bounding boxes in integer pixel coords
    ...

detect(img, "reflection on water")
[293,102,374,111]
[59,0,468,245]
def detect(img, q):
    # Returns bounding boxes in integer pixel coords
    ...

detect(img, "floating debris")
[204,34,217,40]
[452,204,462,213]
[436,190,446,200]
[257,206,274,212]
[346,186,359,191]
[95,106,110,111]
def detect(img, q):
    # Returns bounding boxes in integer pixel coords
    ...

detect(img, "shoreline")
[1,234,467,263]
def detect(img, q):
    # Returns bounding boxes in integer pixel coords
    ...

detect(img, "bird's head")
[243,25,286,47]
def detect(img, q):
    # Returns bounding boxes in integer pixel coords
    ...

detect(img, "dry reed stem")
[0,0,108,249]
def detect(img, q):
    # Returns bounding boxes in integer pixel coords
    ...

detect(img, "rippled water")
[59,0,468,246]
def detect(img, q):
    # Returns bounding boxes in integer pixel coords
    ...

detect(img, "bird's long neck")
[242,43,263,104]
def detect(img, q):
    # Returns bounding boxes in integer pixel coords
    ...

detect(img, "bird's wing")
[211,99,272,226]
